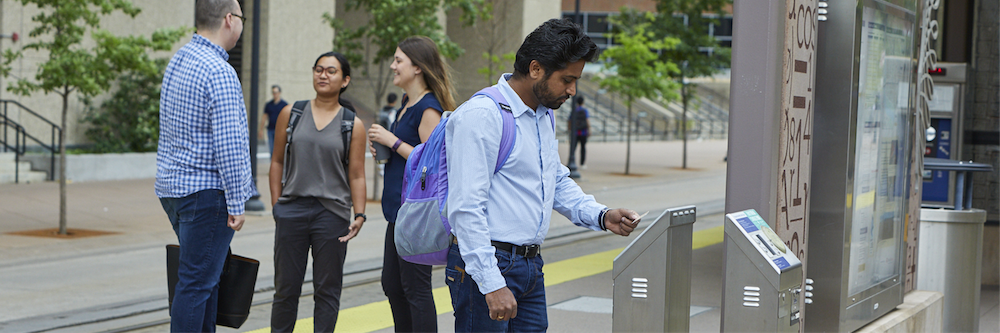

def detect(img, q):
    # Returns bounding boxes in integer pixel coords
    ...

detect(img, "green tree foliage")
[629,0,732,79]
[477,52,514,85]
[0,0,187,234]
[81,59,168,153]
[599,18,680,174]
[323,0,484,110]
[610,1,731,169]
[473,0,514,85]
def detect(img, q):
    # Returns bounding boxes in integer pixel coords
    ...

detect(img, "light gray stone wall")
[1,0,193,148]
[1,0,557,148]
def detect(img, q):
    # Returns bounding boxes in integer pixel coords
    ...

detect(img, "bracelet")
[598,208,610,231]
[391,139,403,151]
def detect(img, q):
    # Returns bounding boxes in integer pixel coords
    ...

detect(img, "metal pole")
[245,0,265,212]
[682,64,688,169]
[574,0,581,26]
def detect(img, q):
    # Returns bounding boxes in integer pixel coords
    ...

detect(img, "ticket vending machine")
[922,62,967,208]
[721,209,803,332]
[612,206,696,332]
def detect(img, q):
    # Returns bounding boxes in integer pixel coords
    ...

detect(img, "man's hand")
[603,208,640,236]
[228,214,245,231]
[339,217,364,242]
[485,287,517,321]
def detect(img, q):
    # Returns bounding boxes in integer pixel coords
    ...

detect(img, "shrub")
[81,59,167,153]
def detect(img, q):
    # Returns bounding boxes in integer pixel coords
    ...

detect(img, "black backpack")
[571,107,588,133]
[280,100,355,186]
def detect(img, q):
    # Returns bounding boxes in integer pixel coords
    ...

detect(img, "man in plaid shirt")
[154,0,256,331]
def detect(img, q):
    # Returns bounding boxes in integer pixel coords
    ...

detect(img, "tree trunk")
[625,99,632,175]
[58,89,68,235]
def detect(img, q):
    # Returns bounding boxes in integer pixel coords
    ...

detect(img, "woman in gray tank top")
[267,52,368,333]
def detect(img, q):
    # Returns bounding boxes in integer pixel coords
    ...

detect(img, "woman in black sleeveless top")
[368,36,457,332]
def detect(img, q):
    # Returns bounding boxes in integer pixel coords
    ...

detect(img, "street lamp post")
[245,0,265,212]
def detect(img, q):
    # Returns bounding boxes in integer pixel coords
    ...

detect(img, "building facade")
[0,0,560,149]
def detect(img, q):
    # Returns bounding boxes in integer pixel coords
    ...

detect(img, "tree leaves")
[2,0,188,99]
[322,0,484,108]
[599,22,681,107]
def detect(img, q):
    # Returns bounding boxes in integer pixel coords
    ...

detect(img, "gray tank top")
[278,102,352,221]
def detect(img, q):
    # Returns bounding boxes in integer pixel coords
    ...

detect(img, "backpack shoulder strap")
[472,87,516,174]
[281,100,309,186]
[340,107,356,167]
[286,100,308,143]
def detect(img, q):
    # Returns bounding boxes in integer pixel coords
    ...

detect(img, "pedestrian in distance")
[268,51,368,333]
[380,92,399,129]
[367,35,457,333]
[263,84,288,156]
[445,18,643,332]
[154,0,255,331]
[568,95,591,169]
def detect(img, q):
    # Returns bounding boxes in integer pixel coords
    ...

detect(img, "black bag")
[166,244,260,329]
[571,108,588,135]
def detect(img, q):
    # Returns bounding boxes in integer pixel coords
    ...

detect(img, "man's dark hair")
[513,18,599,79]
[575,96,584,106]
[386,92,398,104]
[271,84,281,92]
[195,0,238,32]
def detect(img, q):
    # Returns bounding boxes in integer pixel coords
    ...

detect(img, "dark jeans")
[267,128,276,157]
[271,197,350,333]
[568,135,588,166]
[445,243,547,333]
[382,223,437,332]
[159,189,235,333]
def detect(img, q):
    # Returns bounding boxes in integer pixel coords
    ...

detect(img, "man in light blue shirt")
[155,0,255,331]
[445,19,642,332]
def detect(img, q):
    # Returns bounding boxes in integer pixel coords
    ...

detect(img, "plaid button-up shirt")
[155,34,257,215]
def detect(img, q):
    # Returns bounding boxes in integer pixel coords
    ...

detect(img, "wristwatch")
[354,213,367,222]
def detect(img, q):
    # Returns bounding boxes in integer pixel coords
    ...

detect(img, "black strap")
[281,101,309,186]
[340,107,355,167]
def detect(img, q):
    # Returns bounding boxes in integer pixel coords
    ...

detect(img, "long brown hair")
[398,36,457,111]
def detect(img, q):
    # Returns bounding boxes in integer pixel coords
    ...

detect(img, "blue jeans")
[267,128,276,157]
[160,189,235,333]
[446,243,547,333]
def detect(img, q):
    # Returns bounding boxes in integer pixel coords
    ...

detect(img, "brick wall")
[963,0,1000,221]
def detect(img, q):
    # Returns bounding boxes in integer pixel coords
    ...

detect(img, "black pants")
[271,197,350,333]
[569,135,588,166]
[382,223,437,332]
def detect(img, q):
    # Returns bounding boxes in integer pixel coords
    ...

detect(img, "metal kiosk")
[721,209,803,332]
[612,206,696,332]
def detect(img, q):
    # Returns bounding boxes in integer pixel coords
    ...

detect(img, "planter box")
[24,152,157,183]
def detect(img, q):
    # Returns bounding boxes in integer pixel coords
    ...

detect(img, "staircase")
[0,152,47,184]
[557,77,730,142]
[1,99,61,184]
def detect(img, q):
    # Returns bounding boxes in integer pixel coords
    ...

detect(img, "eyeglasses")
[313,65,339,76]
[230,13,246,24]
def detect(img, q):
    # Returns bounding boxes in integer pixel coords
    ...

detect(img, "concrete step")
[0,161,32,172]
[0,152,16,163]
[0,170,48,184]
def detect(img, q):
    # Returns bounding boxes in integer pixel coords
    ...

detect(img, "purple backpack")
[394,86,553,265]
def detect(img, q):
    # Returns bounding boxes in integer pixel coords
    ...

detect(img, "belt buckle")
[522,244,540,257]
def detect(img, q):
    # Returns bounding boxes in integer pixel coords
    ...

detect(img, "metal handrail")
[0,100,61,182]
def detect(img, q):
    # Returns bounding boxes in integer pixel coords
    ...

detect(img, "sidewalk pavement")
[0,139,729,331]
